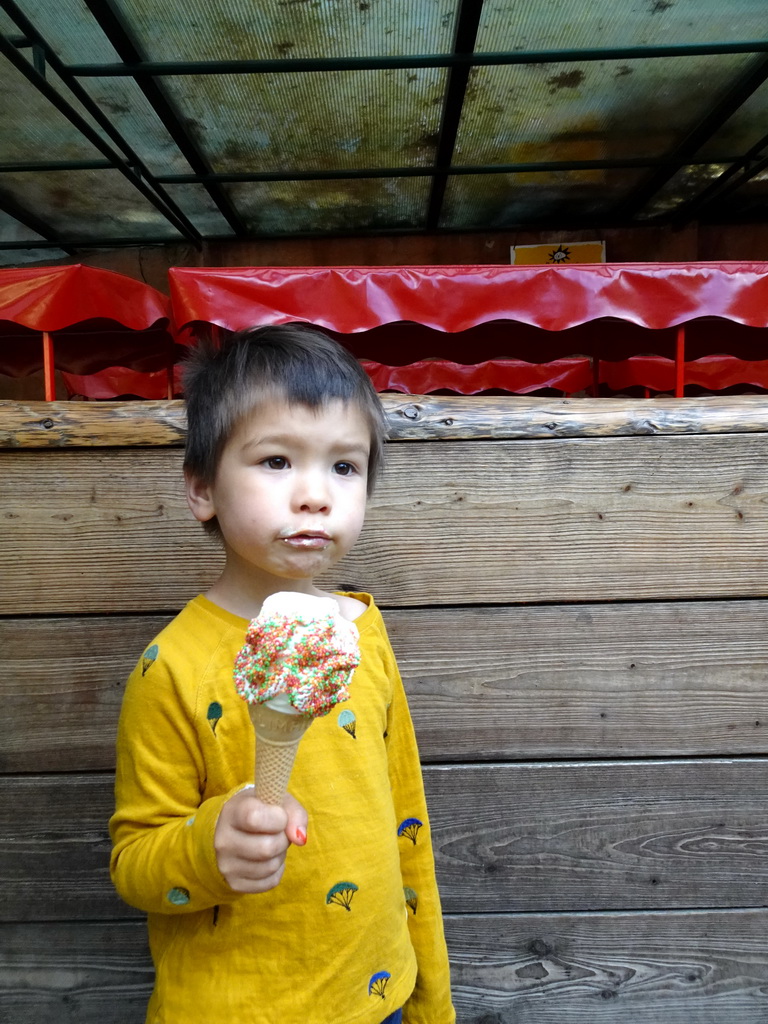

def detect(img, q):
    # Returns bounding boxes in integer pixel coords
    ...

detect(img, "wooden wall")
[2,393,768,1023]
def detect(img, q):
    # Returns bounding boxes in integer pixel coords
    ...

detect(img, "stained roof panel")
[0,168,185,238]
[475,0,768,51]
[454,54,757,166]
[225,176,431,235]
[160,68,447,174]
[109,0,455,61]
[440,169,647,230]
[694,75,768,160]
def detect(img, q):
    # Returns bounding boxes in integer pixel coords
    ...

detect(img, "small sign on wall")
[511,241,606,265]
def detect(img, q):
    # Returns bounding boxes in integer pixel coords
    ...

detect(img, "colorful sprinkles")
[234,592,360,718]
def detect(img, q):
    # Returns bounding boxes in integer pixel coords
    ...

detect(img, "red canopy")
[0,265,174,388]
[167,262,768,398]
[168,263,768,333]
[0,264,171,333]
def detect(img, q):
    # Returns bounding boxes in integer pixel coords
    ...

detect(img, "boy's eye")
[263,456,288,470]
[333,461,357,476]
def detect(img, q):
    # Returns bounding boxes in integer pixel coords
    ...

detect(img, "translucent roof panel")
[454,54,757,166]
[440,170,647,230]
[0,56,106,163]
[706,169,768,220]
[0,169,184,239]
[639,164,733,219]
[109,0,456,60]
[225,177,430,235]
[76,77,199,177]
[160,68,447,174]
[694,75,768,161]
[162,185,237,236]
[475,0,768,51]
[0,210,67,266]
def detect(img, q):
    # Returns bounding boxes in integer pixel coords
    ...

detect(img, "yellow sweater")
[110,593,455,1024]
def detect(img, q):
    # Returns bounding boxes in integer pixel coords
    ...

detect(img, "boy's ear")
[185,471,216,523]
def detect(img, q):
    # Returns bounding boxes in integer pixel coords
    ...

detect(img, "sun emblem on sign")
[547,245,572,263]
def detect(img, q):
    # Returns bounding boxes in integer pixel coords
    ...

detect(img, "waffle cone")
[248,702,313,805]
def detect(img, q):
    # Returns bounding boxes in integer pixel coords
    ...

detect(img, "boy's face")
[186,398,370,591]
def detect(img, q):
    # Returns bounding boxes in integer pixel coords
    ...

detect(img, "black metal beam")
[0,235,197,249]
[0,160,114,173]
[67,40,768,77]
[154,154,742,185]
[81,0,248,237]
[612,52,768,220]
[0,0,202,246]
[426,0,484,231]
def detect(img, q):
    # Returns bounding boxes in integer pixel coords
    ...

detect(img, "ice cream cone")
[248,700,313,805]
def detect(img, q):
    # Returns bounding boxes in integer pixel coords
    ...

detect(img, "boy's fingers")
[283,793,309,846]
[229,791,289,835]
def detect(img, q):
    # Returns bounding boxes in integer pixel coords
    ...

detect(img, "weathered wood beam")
[2,394,768,448]
[3,432,768,613]
[3,762,768,919]
[446,909,768,1023]
[3,600,768,773]
[4,911,768,1023]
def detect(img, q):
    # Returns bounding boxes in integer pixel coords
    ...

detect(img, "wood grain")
[4,761,768,920]
[425,759,768,913]
[446,909,768,1023]
[2,394,768,448]
[4,600,768,772]
[4,911,768,1024]
[0,615,172,773]
[3,431,768,613]
[0,921,153,1024]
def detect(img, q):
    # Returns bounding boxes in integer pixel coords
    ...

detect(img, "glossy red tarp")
[168,263,768,333]
[0,264,173,378]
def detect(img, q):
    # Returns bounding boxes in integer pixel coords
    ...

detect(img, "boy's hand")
[214,789,308,893]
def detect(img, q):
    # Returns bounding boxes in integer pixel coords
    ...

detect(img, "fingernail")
[295,827,307,846]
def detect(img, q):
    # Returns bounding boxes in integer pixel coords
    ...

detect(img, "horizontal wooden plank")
[0,615,171,773]
[4,600,768,772]
[4,911,768,1024]
[427,759,768,913]
[3,431,768,613]
[3,395,768,448]
[0,921,153,1024]
[446,909,768,1023]
[3,761,768,920]
[391,599,768,761]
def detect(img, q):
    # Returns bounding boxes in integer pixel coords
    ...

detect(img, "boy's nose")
[294,474,331,514]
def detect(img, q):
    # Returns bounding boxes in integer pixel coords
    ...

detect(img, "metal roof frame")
[0,1,765,253]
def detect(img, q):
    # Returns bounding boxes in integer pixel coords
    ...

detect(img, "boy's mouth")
[280,529,331,549]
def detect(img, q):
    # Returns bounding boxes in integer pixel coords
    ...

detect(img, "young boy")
[110,325,455,1024]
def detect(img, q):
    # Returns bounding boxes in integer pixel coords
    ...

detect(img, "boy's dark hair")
[183,324,388,537]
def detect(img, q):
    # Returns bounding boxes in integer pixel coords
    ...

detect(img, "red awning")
[168,263,768,334]
[0,264,174,381]
[0,264,171,333]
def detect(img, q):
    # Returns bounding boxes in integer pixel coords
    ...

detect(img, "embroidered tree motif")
[338,708,356,739]
[397,817,423,845]
[404,886,418,915]
[207,701,223,734]
[141,644,159,676]
[326,881,358,911]
[368,971,391,999]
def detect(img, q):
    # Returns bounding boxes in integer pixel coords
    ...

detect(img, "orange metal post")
[42,331,56,401]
